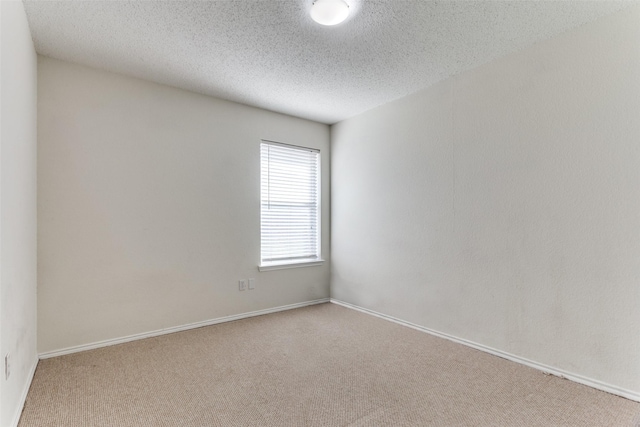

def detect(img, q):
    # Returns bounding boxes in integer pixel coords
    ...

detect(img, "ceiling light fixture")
[310,0,350,26]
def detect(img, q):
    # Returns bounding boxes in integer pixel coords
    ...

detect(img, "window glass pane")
[260,142,320,265]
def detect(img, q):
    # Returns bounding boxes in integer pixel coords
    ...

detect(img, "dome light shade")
[310,0,350,26]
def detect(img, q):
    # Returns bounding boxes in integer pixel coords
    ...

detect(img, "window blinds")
[260,141,320,265]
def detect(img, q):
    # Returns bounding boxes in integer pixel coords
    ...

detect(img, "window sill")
[258,259,325,272]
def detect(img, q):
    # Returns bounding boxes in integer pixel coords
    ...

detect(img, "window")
[260,140,322,270]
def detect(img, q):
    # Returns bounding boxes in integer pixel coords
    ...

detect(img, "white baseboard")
[10,355,38,427]
[330,298,640,403]
[39,298,330,359]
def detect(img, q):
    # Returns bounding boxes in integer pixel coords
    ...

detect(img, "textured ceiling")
[24,0,634,124]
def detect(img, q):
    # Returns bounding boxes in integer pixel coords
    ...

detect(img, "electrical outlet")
[238,280,246,291]
[5,353,10,380]
[248,278,255,290]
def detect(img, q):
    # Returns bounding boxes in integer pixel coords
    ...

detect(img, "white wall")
[38,57,330,354]
[0,1,39,426]
[332,6,640,396]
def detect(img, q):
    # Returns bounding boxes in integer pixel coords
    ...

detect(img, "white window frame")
[259,140,323,271]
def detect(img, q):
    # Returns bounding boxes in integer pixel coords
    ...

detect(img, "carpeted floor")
[18,303,640,426]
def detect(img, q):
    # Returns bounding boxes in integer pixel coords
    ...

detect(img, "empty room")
[1,0,640,425]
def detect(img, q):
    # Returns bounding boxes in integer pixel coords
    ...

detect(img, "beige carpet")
[19,303,640,426]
